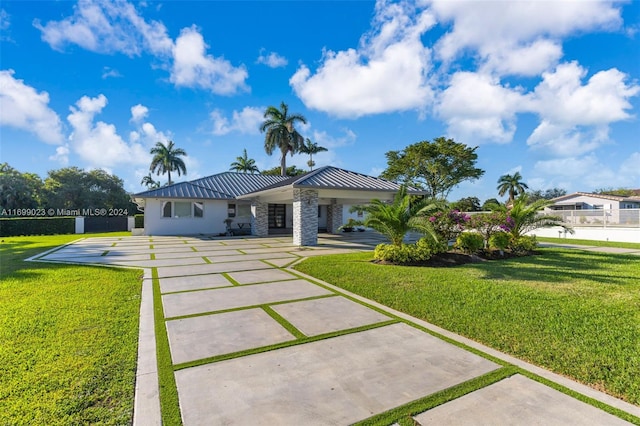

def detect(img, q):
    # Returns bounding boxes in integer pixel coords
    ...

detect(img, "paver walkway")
[33,234,639,425]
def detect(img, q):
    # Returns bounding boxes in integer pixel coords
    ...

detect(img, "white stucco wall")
[528,226,640,244]
[143,199,228,236]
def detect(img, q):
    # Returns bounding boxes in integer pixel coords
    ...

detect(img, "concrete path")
[33,234,639,425]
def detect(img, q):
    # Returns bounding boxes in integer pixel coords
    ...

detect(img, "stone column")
[251,199,268,237]
[326,202,344,234]
[293,188,319,246]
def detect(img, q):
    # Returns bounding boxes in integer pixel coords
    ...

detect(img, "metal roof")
[134,173,290,199]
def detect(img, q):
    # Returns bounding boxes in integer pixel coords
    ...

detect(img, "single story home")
[546,192,640,227]
[132,166,422,245]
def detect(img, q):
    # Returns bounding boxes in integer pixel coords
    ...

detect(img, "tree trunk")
[280,153,287,176]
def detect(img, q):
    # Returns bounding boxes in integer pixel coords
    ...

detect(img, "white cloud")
[49,144,70,165]
[310,128,356,148]
[170,26,249,95]
[67,94,150,168]
[0,69,64,144]
[290,1,435,118]
[102,67,122,79]
[431,0,623,76]
[34,0,173,56]
[1,9,10,41]
[130,104,149,122]
[256,49,288,68]
[436,71,526,143]
[210,106,263,135]
[619,152,640,182]
[527,62,639,155]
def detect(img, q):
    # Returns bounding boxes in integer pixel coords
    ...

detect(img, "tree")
[497,172,528,205]
[229,149,259,174]
[299,138,327,171]
[450,196,481,212]
[140,173,160,189]
[260,101,307,176]
[481,198,501,211]
[491,194,572,239]
[361,185,441,246]
[0,163,44,210]
[527,188,567,203]
[261,165,307,176]
[149,140,187,185]
[380,137,484,200]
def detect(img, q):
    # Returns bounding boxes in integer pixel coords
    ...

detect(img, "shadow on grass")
[467,248,640,286]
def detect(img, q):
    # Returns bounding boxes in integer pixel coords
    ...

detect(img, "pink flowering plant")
[428,209,471,243]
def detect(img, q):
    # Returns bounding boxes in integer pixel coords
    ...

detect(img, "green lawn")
[0,233,142,425]
[537,237,640,250]
[294,248,640,406]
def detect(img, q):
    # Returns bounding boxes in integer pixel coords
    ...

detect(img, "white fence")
[541,208,640,228]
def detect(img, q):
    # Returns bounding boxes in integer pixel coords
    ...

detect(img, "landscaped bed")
[294,247,640,407]
[0,233,142,425]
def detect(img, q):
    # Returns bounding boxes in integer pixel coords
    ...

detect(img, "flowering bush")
[468,212,513,247]
[428,209,471,243]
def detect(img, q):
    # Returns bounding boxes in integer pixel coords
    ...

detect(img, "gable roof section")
[134,172,290,200]
[551,192,640,203]
[239,166,425,197]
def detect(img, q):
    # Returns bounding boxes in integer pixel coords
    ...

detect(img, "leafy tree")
[149,140,187,185]
[140,173,160,189]
[260,102,307,176]
[361,185,441,246]
[261,165,307,176]
[497,171,528,205]
[299,138,327,171]
[490,194,572,239]
[0,163,44,210]
[594,187,637,197]
[450,196,481,212]
[380,137,484,200]
[481,198,501,211]
[527,188,567,203]
[229,149,259,174]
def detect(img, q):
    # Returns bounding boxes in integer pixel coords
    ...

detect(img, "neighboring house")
[546,192,640,226]
[132,166,422,245]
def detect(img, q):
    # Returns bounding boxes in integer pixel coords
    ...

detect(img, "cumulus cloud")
[170,26,248,95]
[102,66,122,79]
[0,69,64,144]
[210,106,263,135]
[431,0,623,76]
[130,104,148,122]
[34,0,249,95]
[436,71,526,143]
[49,144,71,165]
[310,128,356,148]
[256,49,288,68]
[290,0,435,118]
[67,94,149,168]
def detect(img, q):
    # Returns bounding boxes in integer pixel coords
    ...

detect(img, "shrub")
[489,232,511,252]
[374,238,434,264]
[134,214,144,228]
[455,232,484,254]
[428,209,470,243]
[510,235,538,253]
[0,217,75,237]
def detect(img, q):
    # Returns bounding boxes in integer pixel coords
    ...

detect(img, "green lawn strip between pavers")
[296,249,638,423]
[221,272,240,285]
[150,253,156,260]
[151,267,183,426]
[537,237,640,250]
[262,304,307,339]
[202,256,212,264]
[355,367,517,426]
[190,246,198,252]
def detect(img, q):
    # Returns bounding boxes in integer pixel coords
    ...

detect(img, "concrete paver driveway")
[34,234,639,425]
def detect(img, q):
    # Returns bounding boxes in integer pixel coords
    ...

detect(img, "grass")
[0,233,143,425]
[537,236,640,250]
[293,247,640,407]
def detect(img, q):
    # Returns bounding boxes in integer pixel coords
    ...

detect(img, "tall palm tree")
[149,140,187,185]
[260,101,307,176]
[497,172,529,205]
[140,173,160,189]
[299,138,328,171]
[230,149,259,174]
[362,186,441,246]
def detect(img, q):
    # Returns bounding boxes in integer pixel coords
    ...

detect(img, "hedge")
[134,214,144,229]
[0,217,75,237]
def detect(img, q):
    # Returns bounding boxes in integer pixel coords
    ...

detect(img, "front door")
[268,204,286,228]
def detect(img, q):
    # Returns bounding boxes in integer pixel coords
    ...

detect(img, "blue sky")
[1,0,639,203]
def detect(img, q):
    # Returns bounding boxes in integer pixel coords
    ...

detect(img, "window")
[237,204,251,217]
[161,201,204,218]
[228,203,236,218]
[318,206,322,217]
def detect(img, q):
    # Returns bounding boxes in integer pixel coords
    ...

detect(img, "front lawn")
[294,248,640,406]
[0,233,142,425]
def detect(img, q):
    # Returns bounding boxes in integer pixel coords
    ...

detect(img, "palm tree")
[149,140,187,185]
[299,138,328,171]
[230,149,259,174]
[497,172,529,205]
[492,194,573,239]
[362,186,441,246]
[260,101,307,176]
[140,173,160,189]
